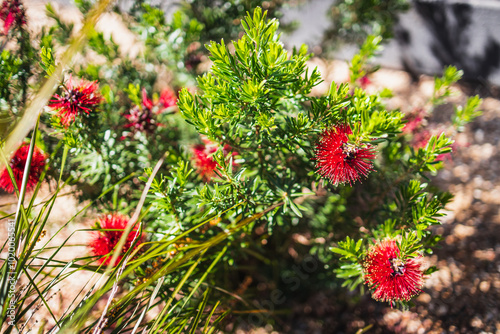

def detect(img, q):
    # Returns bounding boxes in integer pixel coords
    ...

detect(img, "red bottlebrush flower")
[191,138,236,181]
[363,239,425,306]
[158,88,177,112]
[0,0,26,35]
[411,129,431,149]
[89,214,145,266]
[314,124,376,186]
[0,144,47,193]
[192,144,219,181]
[358,75,371,89]
[49,76,103,127]
[403,108,426,134]
[123,89,159,135]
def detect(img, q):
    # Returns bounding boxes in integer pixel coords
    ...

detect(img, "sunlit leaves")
[453,95,483,132]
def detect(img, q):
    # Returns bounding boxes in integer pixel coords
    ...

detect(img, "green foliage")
[45,3,75,44]
[394,180,452,242]
[330,237,364,291]
[0,50,23,116]
[0,11,35,138]
[87,28,120,61]
[144,160,199,234]
[124,3,203,81]
[0,2,486,332]
[323,0,410,50]
[39,46,56,77]
[453,95,482,131]
[432,65,464,105]
[75,0,93,13]
[349,35,382,84]
[348,87,404,139]
[410,133,454,174]
[330,236,363,261]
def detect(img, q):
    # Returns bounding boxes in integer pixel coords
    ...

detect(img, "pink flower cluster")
[0,0,26,35]
[123,88,177,136]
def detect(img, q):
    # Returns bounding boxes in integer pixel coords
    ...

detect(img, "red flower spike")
[363,239,425,306]
[141,88,154,110]
[158,88,177,113]
[403,108,426,134]
[314,124,376,186]
[89,214,145,266]
[0,0,26,35]
[49,76,103,127]
[192,144,218,181]
[358,75,371,89]
[192,138,237,181]
[123,90,158,135]
[0,144,47,193]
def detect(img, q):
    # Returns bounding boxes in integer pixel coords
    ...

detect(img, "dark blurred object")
[380,0,500,92]
[183,0,293,45]
[411,1,500,89]
[322,0,410,51]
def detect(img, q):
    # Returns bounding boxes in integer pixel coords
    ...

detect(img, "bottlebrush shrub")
[177,8,404,224]
[0,0,34,138]
[0,2,484,332]
[33,0,290,207]
[37,1,195,207]
[174,7,482,311]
